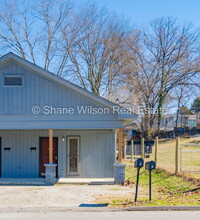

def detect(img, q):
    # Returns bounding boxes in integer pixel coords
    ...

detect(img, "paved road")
[0,211,199,220]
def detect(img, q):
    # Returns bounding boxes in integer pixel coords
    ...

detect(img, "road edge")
[0,206,199,212]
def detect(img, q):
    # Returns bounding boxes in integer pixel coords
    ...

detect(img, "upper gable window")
[4,75,23,86]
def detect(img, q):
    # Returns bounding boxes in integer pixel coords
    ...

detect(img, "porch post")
[114,127,126,184]
[118,128,123,162]
[49,128,53,163]
[45,128,57,185]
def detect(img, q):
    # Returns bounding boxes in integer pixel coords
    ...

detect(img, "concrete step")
[57,178,115,185]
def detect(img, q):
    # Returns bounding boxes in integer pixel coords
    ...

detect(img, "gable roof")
[0,52,137,120]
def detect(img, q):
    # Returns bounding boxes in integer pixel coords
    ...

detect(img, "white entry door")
[67,136,80,175]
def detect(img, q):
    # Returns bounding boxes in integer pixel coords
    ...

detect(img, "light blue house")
[0,53,135,183]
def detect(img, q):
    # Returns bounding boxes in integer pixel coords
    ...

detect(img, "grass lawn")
[125,162,200,207]
[96,162,200,207]
[96,137,200,207]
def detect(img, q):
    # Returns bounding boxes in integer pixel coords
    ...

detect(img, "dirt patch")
[0,184,135,209]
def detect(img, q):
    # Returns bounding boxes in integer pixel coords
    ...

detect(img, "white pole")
[114,129,118,163]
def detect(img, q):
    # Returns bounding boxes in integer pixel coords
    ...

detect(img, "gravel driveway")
[0,184,134,209]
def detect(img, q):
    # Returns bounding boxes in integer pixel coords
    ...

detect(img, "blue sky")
[93,0,200,27]
[90,0,199,111]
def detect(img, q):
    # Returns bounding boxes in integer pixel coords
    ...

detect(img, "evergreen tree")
[191,97,200,113]
[179,106,193,115]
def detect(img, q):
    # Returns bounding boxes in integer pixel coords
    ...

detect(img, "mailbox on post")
[134,158,144,168]
[134,158,144,202]
[145,161,156,170]
[145,160,156,201]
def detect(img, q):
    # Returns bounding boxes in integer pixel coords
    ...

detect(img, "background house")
[159,114,197,131]
[196,111,200,126]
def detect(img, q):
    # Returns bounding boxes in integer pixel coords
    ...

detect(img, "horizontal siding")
[0,130,115,178]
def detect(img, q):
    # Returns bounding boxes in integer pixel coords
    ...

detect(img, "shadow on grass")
[139,169,175,187]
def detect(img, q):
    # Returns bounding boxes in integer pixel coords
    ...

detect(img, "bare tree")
[36,0,72,71]
[122,18,200,138]
[118,34,161,138]
[144,18,200,134]
[61,3,135,96]
[0,0,135,93]
[0,0,29,58]
[172,82,194,129]
[0,0,72,74]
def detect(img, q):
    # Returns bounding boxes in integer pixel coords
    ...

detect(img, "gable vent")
[4,75,23,86]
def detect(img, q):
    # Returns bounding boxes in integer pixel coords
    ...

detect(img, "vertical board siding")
[1,130,39,178]
[0,130,115,178]
[0,61,117,121]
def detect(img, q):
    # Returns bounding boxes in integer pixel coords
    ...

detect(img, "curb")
[0,206,199,212]
[126,206,200,211]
